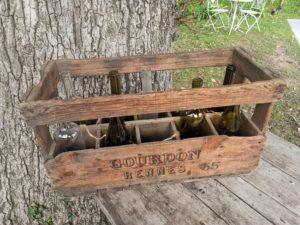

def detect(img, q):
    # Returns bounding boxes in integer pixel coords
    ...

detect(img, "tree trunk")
[0,0,177,224]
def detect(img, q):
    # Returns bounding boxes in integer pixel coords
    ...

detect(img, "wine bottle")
[213,105,242,136]
[179,77,205,139]
[210,65,236,112]
[105,70,131,146]
[223,65,236,86]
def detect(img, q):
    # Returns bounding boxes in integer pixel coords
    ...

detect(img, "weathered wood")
[252,103,274,133]
[139,183,229,225]
[96,133,300,225]
[232,67,246,84]
[20,79,286,126]
[33,125,52,158]
[138,71,158,119]
[184,179,273,225]
[98,189,169,225]
[263,133,300,181]
[239,112,262,136]
[241,160,300,216]
[45,135,265,196]
[55,49,233,76]
[233,47,277,82]
[219,176,300,225]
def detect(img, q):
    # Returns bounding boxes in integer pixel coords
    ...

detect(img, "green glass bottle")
[105,70,131,146]
[223,65,236,86]
[215,105,242,136]
[179,77,205,139]
[211,64,236,112]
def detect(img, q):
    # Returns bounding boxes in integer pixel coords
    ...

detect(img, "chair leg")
[236,14,246,30]
[245,15,250,29]
[246,15,261,33]
[209,15,217,31]
[246,17,257,33]
[219,14,226,29]
[257,20,261,31]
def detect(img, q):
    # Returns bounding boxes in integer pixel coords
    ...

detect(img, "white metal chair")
[204,0,229,31]
[236,0,266,33]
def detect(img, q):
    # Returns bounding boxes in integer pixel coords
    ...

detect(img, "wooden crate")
[20,47,286,196]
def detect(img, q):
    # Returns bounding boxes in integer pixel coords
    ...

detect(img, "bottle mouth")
[54,122,80,143]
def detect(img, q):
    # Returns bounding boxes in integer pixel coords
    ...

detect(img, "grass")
[173,0,300,146]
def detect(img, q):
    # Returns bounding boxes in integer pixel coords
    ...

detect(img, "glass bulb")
[54,122,80,145]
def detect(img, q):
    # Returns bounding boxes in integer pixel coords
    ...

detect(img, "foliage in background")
[29,202,53,225]
[28,198,75,225]
[174,0,300,145]
[63,198,75,225]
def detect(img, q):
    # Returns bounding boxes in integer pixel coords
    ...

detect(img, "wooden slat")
[239,112,262,136]
[33,125,52,158]
[20,79,286,126]
[184,179,273,225]
[55,49,233,76]
[241,160,300,216]
[263,133,300,181]
[139,183,229,225]
[233,47,277,82]
[252,103,274,134]
[45,135,264,195]
[97,189,169,225]
[218,176,300,224]
[23,61,59,102]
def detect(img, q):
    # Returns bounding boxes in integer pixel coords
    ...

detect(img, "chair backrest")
[251,0,267,11]
[207,0,220,9]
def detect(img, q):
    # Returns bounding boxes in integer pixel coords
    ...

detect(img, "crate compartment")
[138,121,176,143]
[206,111,262,137]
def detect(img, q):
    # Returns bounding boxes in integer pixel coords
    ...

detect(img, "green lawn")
[173,0,300,146]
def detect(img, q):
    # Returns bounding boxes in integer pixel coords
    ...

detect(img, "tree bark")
[0,0,177,224]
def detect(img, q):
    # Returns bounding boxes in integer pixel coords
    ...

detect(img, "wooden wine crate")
[20,47,286,196]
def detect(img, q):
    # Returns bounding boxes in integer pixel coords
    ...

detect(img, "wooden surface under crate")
[45,113,265,195]
[96,133,300,225]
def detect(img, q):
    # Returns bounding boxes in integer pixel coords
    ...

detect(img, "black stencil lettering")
[157,167,165,176]
[124,171,133,179]
[111,159,122,169]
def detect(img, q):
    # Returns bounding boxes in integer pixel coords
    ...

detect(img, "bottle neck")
[192,77,204,88]
[226,105,240,114]
[223,64,236,85]
[109,70,121,95]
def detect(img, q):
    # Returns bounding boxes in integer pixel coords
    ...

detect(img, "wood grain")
[45,135,265,196]
[241,160,300,216]
[20,79,286,126]
[233,47,277,82]
[55,49,233,76]
[252,103,274,134]
[96,133,300,225]
[263,133,300,181]
[184,179,273,225]
[219,176,300,225]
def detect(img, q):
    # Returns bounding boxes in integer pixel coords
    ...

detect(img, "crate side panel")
[45,135,265,195]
